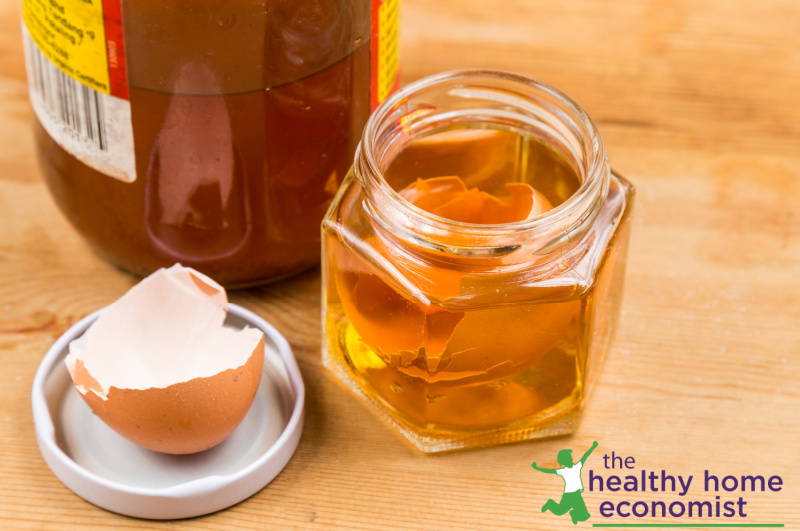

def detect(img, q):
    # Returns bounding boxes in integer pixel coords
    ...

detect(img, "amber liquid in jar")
[36,0,372,286]
[324,127,630,443]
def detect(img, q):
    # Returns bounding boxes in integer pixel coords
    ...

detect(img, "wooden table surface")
[1,0,799,528]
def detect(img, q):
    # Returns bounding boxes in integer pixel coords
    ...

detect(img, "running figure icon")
[532,441,599,525]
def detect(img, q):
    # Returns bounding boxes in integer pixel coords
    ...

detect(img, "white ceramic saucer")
[31,303,305,520]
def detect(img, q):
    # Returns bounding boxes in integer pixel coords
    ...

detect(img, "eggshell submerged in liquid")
[65,264,264,455]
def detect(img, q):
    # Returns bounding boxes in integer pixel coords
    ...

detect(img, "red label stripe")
[102,0,128,100]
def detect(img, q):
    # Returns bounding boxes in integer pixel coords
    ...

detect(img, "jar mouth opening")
[359,69,608,241]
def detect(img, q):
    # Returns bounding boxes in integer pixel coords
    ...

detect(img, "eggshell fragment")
[64,264,264,455]
[400,176,554,224]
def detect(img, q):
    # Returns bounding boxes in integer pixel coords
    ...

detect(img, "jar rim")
[358,69,608,243]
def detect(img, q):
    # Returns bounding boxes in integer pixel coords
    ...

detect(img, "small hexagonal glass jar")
[322,70,634,452]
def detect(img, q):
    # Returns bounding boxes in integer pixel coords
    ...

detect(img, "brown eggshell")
[73,335,264,455]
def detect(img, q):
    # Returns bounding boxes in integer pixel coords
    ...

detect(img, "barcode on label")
[21,25,136,182]
[24,31,108,152]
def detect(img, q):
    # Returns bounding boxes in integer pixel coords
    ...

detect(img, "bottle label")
[371,0,400,110]
[20,0,135,182]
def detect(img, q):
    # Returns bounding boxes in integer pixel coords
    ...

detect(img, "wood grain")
[1,0,798,528]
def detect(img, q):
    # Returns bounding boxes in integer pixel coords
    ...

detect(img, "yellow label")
[377,0,400,103]
[21,0,110,94]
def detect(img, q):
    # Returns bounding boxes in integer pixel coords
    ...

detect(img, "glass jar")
[21,0,400,286]
[322,70,634,452]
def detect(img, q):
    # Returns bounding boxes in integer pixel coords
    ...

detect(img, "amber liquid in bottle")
[36,0,371,286]
[324,128,631,440]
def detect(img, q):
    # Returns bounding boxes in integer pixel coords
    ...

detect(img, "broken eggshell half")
[64,264,264,455]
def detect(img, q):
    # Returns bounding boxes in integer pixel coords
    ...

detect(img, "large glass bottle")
[21,0,400,285]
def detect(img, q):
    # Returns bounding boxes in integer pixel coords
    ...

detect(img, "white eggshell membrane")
[65,264,264,399]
